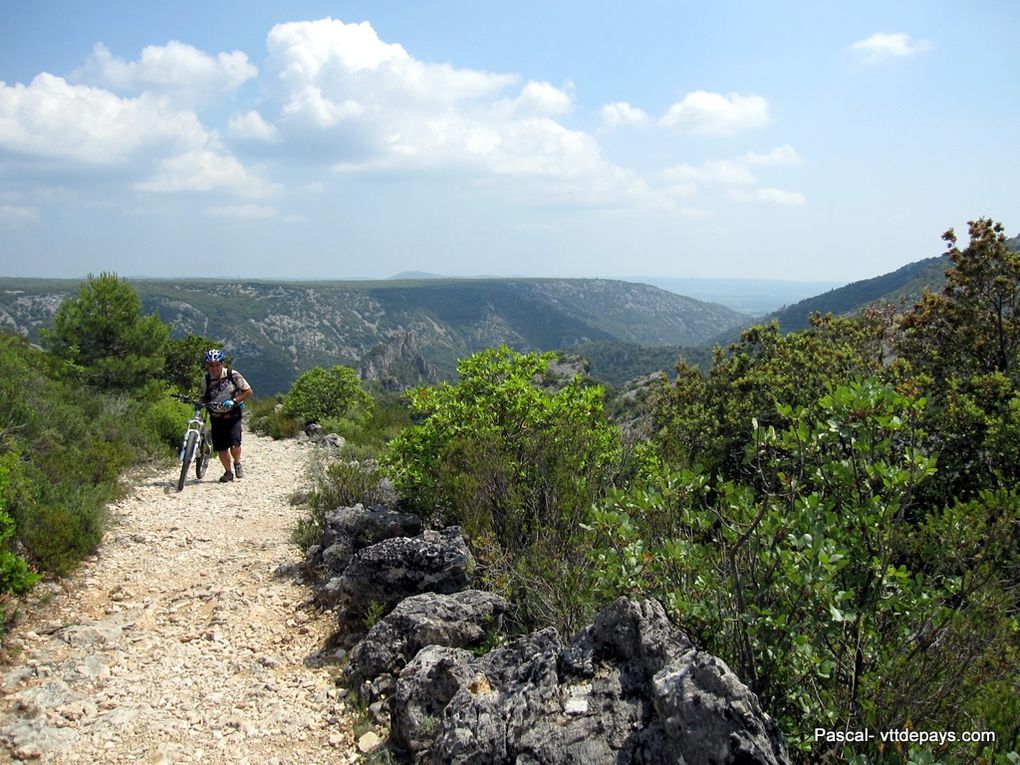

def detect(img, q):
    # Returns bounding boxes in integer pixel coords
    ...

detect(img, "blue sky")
[1,1,1017,283]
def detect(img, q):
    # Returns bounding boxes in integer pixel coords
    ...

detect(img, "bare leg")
[230,445,242,465]
[218,450,232,472]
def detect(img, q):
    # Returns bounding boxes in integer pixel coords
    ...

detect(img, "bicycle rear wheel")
[195,429,212,479]
[178,431,198,492]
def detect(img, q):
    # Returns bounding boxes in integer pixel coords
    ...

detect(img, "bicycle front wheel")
[178,431,198,492]
[195,429,212,479]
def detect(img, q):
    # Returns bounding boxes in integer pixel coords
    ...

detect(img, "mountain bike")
[174,396,214,492]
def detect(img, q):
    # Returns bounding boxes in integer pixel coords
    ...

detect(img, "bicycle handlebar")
[172,394,236,413]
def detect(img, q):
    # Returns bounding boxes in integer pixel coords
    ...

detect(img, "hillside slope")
[764,255,949,334]
[0,277,745,394]
[752,233,1020,336]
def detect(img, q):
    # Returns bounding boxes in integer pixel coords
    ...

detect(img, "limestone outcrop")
[314,504,791,765]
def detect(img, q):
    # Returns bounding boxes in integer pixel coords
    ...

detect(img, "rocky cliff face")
[0,277,746,394]
[357,330,442,391]
[0,285,74,336]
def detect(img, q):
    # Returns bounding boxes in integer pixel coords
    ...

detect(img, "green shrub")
[290,514,324,553]
[291,455,386,551]
[282,365,371,425]
[249,395,302,440]
[384,346,624,632]
[255,380,409,456]
[0,449,39,622]
[652,315,886,477]
[319,390,410,461]
[0,331,168,580]
[309,458,386,510]
[145,396,192,451]
[18,483,110,576]
[163,333,222,393]
[593,378,1020,761]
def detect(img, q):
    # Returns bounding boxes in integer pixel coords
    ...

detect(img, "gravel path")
[0,432,365,764]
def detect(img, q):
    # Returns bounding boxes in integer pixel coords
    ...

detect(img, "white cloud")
[0,18,802,220]
[261,18,641,206]
[229,110,279,141]
[0,204,40,227]
[136,149,276,197]
[0,74,207,165]
[660,146,805,207]
[600,101,649,129]
[205,203,276,219]
[744,144,801,166]
[662,159,756,186]
[756,187,805,205]
[270,18,408,76]
[731,187,807,206]
[266,18,517,116]
[850,33,933,62]
[73,41,257,104]
[661,182,698,200]
[495,81,574,119]
[0,73,272,198]
[280,85,365,127]
[660,91,770,135]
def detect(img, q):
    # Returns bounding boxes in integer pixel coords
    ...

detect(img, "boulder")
[390,598,790,765]
[428,628,563,765]
[652,652,789,765]
[319,504,424,575]
[319,433,345,449]
[561,597,693,688]
[346,590,508,700]
[335,527,473,623]
[299,423,344,447]
[389,645,478,757]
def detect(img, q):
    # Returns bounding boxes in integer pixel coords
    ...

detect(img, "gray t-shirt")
[200,367,251,411]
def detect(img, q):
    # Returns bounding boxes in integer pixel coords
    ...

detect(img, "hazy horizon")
[0,271,844,288]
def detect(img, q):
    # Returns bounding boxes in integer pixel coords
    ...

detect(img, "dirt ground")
[0,432,372,764]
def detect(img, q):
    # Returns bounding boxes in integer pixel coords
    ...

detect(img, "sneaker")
[233,462,244,479]
[219,471,234,483]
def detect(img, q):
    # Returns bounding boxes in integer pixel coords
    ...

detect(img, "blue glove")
[221,399,235,410]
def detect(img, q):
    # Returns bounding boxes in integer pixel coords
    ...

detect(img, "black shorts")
[210,415,243,452]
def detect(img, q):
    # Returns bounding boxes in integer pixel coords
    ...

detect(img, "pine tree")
[44,272,169,391]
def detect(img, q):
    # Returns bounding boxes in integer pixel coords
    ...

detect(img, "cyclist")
[199,349,253,483]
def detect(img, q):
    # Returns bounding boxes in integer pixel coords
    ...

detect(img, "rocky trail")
[0,432,367,764]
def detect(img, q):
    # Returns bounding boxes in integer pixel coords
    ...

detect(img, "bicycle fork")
[179,420,202,461]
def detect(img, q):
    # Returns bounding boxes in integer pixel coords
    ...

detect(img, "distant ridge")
[388,271,446,280]
[0,276,745,394]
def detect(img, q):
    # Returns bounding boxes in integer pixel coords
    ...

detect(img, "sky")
[1,1,1017,284]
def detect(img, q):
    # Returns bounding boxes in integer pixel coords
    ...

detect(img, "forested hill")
[0,277,744,394]
[753,233,1020,335]
[765,255,949,333]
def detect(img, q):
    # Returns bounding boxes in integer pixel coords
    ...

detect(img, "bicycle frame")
[178,405,207,461]
[175,396,214,491]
